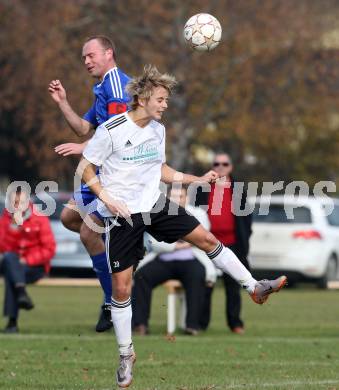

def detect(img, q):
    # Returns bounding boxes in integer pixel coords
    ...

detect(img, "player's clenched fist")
[48,79,67,104]
[199,170,219,183]
[99,190,131,219]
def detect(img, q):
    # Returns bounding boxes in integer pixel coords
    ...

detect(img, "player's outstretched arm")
[76,158,131,218]
[55,141,89,156]
[48,79,93,137]
[161,163,219,185]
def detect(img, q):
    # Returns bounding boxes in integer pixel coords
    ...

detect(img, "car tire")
[317,255,337,289]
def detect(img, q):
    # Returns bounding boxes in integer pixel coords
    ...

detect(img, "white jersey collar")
[125,112,153,130]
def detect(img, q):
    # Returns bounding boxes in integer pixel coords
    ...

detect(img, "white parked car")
[249,195,339,288]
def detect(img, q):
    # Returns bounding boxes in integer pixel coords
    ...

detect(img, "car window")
[0,200,4,215]
[327,205,339,227]
[253,204,312,223]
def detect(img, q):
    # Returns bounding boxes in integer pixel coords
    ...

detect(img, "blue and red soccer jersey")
[83,67,130,127]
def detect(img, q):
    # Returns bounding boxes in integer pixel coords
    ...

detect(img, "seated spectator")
[0,187,56,333]
[132,187,217,336]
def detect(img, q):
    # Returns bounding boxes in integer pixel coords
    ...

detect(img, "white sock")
[111,297,134,356]
[207,243,257,293]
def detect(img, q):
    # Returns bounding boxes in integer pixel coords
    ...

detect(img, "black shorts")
[104,195,200,273]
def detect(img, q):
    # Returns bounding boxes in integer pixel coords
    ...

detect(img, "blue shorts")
[73,184,104,222]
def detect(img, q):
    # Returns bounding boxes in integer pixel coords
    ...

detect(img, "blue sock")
[91,252,112,305]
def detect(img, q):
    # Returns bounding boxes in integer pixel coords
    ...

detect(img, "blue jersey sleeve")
[104,73,129,119]
[83,101,98,127]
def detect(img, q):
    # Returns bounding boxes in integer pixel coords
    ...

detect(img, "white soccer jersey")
[83,112,166,215]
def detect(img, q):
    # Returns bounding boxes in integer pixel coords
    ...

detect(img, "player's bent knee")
[206,232,218,246]
[112,284,131,301]
[112,273,132,301]
[197,232,219,252]
[60,208,71,227]
[60,207,81,232]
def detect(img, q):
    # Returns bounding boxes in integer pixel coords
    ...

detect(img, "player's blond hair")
[126,65,177,111]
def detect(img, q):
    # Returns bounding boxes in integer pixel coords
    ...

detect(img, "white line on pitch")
[0,334,338,344]
[6,359,338,367]
[223,379,339,388]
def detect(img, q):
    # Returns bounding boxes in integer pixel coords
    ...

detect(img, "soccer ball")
[183,13,222,51]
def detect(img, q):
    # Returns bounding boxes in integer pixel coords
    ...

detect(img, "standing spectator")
[132,187,217,336]
[196,152,252,334]
[0,188,56,333]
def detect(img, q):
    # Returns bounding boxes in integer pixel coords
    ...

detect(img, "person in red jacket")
[0,187,56,333]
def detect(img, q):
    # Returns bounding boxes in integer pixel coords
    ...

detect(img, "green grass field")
[0,282,339,390]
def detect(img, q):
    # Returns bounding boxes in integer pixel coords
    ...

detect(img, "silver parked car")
[32,192,93,274]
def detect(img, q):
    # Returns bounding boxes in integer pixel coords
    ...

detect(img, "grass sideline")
[0,282,339,390]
